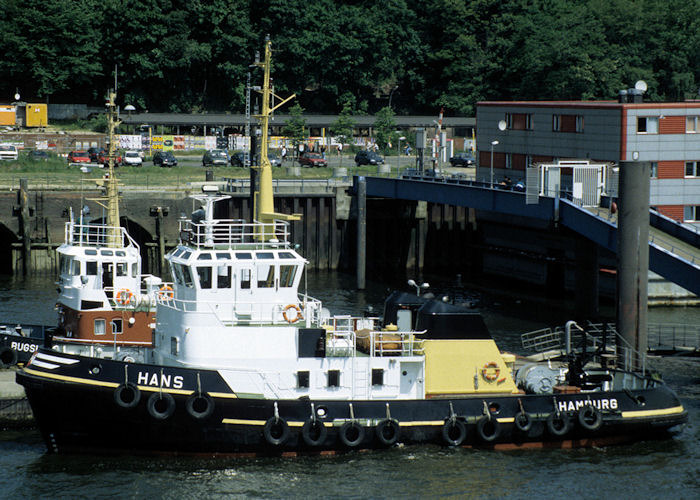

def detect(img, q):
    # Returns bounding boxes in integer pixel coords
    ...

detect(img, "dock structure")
[0,368,33,426]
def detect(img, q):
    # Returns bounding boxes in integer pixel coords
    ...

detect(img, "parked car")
[449,153,475,167]
[27,150,49,161]
[298,152,328,167]
[123,150,143,166]
[230,151,246,167]
[153,151,177,167]
[202,149,229,166]
[87,147,102,162]
[97,149,122,167]
[0,145,19,161]
[268,153,282,167]
[67,150,91,164]
[354,150,384,166]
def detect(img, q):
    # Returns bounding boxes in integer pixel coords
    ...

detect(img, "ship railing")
[521,321,651,375]
[178,218,291,249]
[324,316,424,358]
[65,221,139,250]
[103,280,169,309]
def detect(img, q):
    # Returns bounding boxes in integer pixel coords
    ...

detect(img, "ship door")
[234,266,254,318]
[102,262,114,299]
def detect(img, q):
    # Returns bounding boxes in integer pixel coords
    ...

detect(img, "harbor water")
[1,272,698,499]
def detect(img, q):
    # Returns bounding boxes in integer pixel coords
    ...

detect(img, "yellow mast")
[90,90,122,247]
[252,36,300,236]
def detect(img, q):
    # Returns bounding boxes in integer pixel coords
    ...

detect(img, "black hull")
[17,351,688,455]
[0,326,49,367]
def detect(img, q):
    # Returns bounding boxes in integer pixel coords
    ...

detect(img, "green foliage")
[373,106,397,152]
[330,103,355,147]
[0,0,698,114]
[282,103,307,149]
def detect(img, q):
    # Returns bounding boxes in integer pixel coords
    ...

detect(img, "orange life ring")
[282,304,303,324]
[116,289,133,306]
[158,284,174,300]
[481,361,500,382]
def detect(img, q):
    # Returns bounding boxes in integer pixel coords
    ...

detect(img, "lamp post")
[388,85,399,109]
[397,135,405,170]
[490,140,499,188]
[407,279,430,296]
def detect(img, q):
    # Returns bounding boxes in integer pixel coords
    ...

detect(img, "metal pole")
[356,177,366,290]
[616,160,650,371]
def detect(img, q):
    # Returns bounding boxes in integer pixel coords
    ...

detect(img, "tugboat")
[16,39,687,455]
[1,92,164,366]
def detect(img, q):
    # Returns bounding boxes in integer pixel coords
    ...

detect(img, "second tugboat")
[17,38,687,455]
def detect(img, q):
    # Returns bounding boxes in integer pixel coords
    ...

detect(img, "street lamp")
[388,85,399,108]
[397,135,405,170]
[490,140,499,188]
[407,279,429,296]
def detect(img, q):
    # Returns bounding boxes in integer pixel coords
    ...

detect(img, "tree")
[330,102,355,166]
[282,103,307,157]
[373,106,396,153]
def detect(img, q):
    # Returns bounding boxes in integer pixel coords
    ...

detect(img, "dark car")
[87,147,102,162]
[202,149,229,167]
[449,152,475,167]
[28,150,50,161]
[354,150,384,166]
[67,150,91,164]
[298,152,328,167]
[230,151,246,167]
[153,151,178,167]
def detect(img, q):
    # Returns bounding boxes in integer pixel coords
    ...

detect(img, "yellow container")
[25,103,48,127]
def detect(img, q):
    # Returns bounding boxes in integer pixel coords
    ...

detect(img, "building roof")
[478,100,700,110]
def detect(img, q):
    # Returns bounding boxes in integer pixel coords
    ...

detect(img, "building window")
[506,113,533,130]
[687,116,699,133]
[297,370,310,388]
[552,115,560,131]
[637,116,658,134]
[328,369,340,387]
[684,206,700,222]
[552,114,583,133]
[94,318,106,335]
[576,115,584,132]
[371,368,384,386]
[686,161,700,177]
[650,162,658,178]
[505,154,512,169]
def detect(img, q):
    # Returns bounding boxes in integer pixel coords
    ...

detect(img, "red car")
[97,149,122,166]
[298,152,328,167]
[67,150,91,164]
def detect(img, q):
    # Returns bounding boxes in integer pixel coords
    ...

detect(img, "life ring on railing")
[481,362,500,382]
[116,289,133,306]
[282,304,303,324]
[158,284,174,300]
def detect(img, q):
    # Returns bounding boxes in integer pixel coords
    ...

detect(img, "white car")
[123,150,143,166]
[0,144,18,161]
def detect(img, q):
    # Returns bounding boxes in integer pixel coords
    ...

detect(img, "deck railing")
[65,221,139,249]
[178,218,292,249]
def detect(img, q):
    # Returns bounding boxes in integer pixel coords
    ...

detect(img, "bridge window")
[216,252,231,260]
[685,161,699,177]
[280,265,297,288]
[684,205,700,222]
[197,266,212,289]
[240,268,251,289]
[257,264,275,288]
[94,318,106,335]
[197,253,212,260]
[216,266,231,288]
[182,266,194,288]
[110,318,123,334]
[71,259,81,275]
[171,263,184,285]
[86,261,97,275]
[637,116,658,134]
[279,252,295,259]
[132,263,138,277]
[235,252,252,260]
[116,262,128,277]
[116,251,126,257]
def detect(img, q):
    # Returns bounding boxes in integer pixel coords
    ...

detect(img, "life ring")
[116,289,133,306]
[186,393,214,420]
[339,421,365,447]
[301,418,328,447]
[481,362,500,382]
[514,411,533,433]
[158,284,174,300]
[375,418,400,446]
[263,417,290,446]
[282,304,303,324]
[0,347,18,368]
[546,412,571,437]
[476,415,501,442]
[442,419,467,446]
[113,382,141,409]
[577,406,603,431]
[147,392,176,420]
